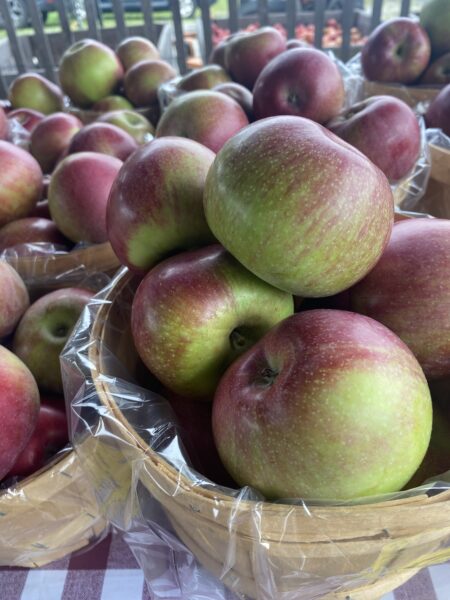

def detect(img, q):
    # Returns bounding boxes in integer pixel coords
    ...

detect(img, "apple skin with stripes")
[212,310,432,500]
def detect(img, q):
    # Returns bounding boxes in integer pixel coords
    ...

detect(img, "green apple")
[131,245,294,399]
[8,73,64,115]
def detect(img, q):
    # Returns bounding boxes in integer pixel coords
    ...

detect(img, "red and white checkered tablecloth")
[1,532,449,600]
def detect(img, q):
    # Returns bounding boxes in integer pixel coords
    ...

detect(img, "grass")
[0,0,428,42]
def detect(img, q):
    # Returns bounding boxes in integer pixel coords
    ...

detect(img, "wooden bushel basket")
[0,450,106,567]
[412,144,450,218]
[86,268,450,600]
[363,80,441,108]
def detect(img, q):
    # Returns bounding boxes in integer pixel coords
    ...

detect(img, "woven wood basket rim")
[89,268,450,517]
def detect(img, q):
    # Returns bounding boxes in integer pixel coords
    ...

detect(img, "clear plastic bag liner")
[62,267,450,600]
[7,117,31,149]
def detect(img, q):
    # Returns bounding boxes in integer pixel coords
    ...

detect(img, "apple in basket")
[0,141,43,227]
[91,95,134,112]
[7,396,68,478]
[107,137,216,271]
[177,65,231,91]
[212,82,254,120]
[420,0,450,57]
[155,91,249,153]
[0,217,69,251]
[361,17,431,84]
[8,72,64,115]
[97,110,155,144]
[116,36,160,71]
[49,151,123,244]
[425,84,450,136]
[67,122,139,161]
[131,244,294,399]
[0,345,40,480]
[224,27,286,90]
[204,116,394,298]
[13,287,94,394]
[350,219,450,381]
[327,95,421,182]
[123,59,177,108]
[420,53,450,85]
[30,112,83,174]
[212,310,432,500]
[59,39,124,108]
[0,261,29,339]
[253,48,345,124]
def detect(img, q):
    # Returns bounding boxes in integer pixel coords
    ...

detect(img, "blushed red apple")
[116,36,160,71]
[91,95,134,112]
[213,82,254,120]
[0,345,40,480]
[425,83,450,136]
[0,141,43,227]
[212,310,432,500]
[49,152,122,244]
[0,261,29,339]
[30,112,82,174]
[156,90,249,153]
[107,137,215,271]
[327,95,420,182]
[124,59,176,108]
[362,18,431,84]
[350,219,450,380]
[0,218,68,251]
[420,53,450,84]
[253,48,344,123]
[68,122,138,161]
[177,65,231,91]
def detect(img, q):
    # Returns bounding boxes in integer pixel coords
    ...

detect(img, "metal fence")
[0,0,415,98]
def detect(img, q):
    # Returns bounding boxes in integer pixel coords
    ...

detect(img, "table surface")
[1,531,449,600]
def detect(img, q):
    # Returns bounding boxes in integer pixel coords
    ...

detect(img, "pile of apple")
[0,260,93,485]
[362,0,450,86]
[88,26,450,501]
[211,19,366,51]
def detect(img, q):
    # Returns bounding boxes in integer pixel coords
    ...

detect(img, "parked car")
[239,0,364,15]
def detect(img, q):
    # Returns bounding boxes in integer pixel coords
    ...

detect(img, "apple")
[224,27,286,90]
[212,309,432,500]
[68,122,139,161]
[350,219,450,380]
[0,141,43,227]
[0,261,29,339]
[97,109,155,144]
[327,95,421,182]
[208,40,228,69]
[59,39,124,108]
[361,18,431,84]
[0,217,68,251]
[420,0,450,58]
[124,59,177,108]
[7,396,68,478]
[0,106,7,140]
[8,73,64,115]
[91,95,134,112]
[165,392,237,487]
[0,345,40,480]
[420,53,450,84]
[30,112,82,174]
[107,137,215,271]
[177,65,231,91]
[49,152,122,244]
[116,36,160,71]
[7,108,44,133]
[212,82,254,120]
[13,287,93,393]
[131,245,294,398]
[253,48,345,123]
[204,116,393,298]
[155,91,249,153]
[425,83,450,135]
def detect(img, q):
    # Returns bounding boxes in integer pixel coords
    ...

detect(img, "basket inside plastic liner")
[61,266,450,600]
